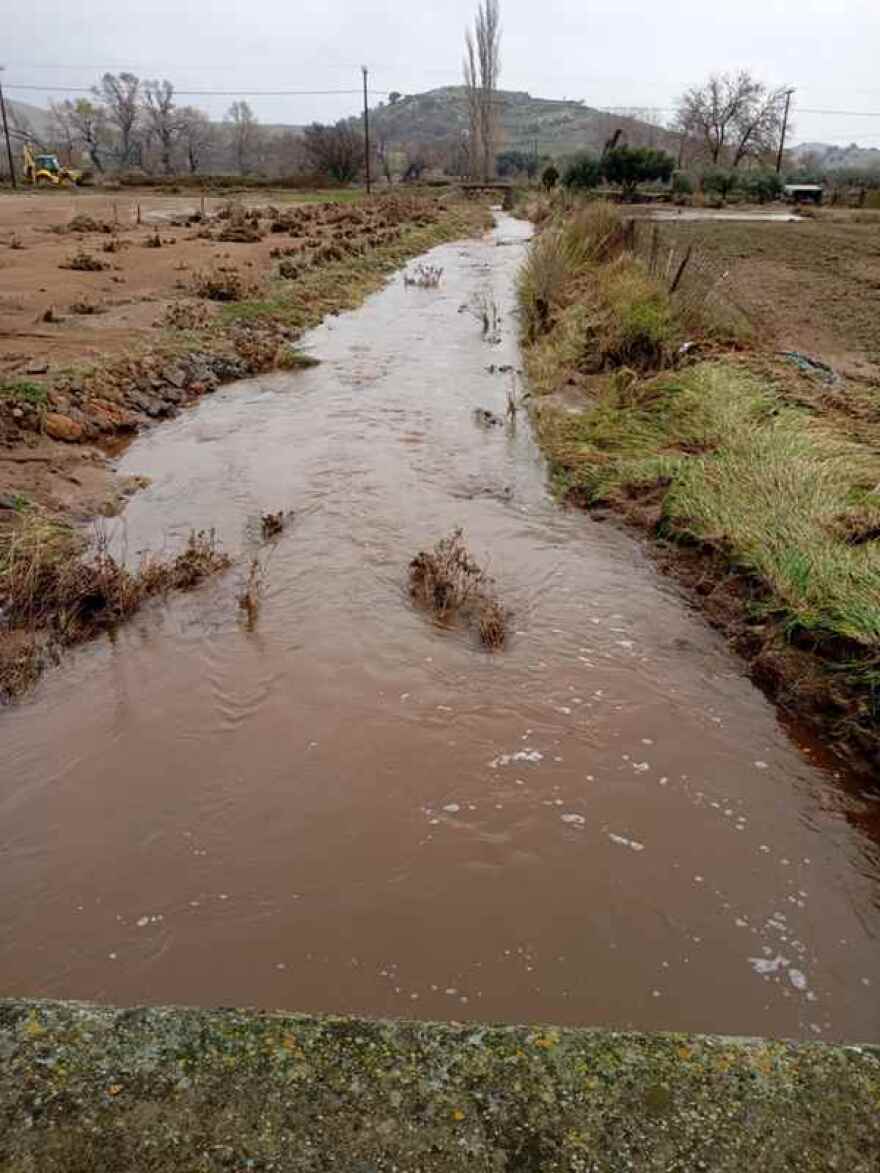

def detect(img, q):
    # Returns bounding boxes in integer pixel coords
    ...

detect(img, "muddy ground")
[652,208,880,380]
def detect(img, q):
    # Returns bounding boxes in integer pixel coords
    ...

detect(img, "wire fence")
[624,217,755,339]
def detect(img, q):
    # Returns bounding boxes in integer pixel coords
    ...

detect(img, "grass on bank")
[518,199,880,734]
[0,511,230,699]
[539,363,880,650]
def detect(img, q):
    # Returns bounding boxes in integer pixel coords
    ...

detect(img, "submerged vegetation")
[409,528,509,649]
[0,511,230,699]
[518,198,880,759]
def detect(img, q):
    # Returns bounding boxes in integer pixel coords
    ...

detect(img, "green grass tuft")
[0,380,49,406]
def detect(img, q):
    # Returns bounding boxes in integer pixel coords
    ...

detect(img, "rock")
[44,412,84,442]
[162,366,187,389]
[11,407,23,420]
[88,401,139,434]
[26,359,49,375]
[473,407,504,428]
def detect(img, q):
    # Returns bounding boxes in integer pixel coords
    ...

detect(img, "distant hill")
[5,99,54,145]
[369,86,677,159]
[1,88,678,176]
[790,140,880,171]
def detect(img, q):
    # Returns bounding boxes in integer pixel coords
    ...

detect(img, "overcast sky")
[6,0,880,145]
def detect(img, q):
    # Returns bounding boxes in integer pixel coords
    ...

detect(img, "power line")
[9,79,880,123]
[5,83,392,97]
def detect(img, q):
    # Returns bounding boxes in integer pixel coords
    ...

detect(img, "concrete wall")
[1,998,878,1171]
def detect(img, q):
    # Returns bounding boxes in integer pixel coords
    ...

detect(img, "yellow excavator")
[22,143,82,186]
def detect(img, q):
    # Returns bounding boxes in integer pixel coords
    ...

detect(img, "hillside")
[790,140,880,171]
[369,86,677,159]
[2,87,678,173]
[5,99,54,144]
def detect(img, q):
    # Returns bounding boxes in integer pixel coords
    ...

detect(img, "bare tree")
[463,31,482,179]
[675,71,788,168]
[95,72,141,167]
[177,107,214,174]
[463,0,501,181]
[48,101,78,162]
[53,98,107,172]
[226,100,261,175]
[143,80,179,175]
[302,121,361,183]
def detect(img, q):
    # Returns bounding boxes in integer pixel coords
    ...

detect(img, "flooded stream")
[3,214,878,1042]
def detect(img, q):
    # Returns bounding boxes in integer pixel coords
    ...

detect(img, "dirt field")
[658,209,880,380]
[0,190,320,372]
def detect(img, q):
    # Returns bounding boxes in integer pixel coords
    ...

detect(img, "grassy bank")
[0,511,230,700]
[519,202,880,765]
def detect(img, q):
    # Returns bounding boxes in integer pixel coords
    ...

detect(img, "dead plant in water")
[408,528,509,649]
[261,511,286,539]
[0,514,230,699]
[468,290,502,342]
[238,556,264,630]
[404,263,444,288]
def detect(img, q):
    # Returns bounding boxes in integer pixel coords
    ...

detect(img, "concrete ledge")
[1,999,878,1170]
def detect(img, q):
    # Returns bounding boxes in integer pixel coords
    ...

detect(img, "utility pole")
[0,68,16,189]
[776,88,795,175]
[361,65,372,196]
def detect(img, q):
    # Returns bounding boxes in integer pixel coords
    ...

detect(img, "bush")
[602,147,675,199]
[190,265,250,302]
[562,153,602,191]
[672,171,694,196]
[541,164,559,191]
[740,170,784,203]
[60,248,108,272]
[496,149,540,178]
[701,169,739,200]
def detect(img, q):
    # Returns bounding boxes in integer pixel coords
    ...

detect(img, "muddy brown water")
[3,215,879,1042]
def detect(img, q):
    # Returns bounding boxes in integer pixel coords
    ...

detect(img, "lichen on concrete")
[0,998,878,1171]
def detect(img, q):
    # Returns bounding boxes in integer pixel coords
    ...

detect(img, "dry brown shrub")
[217,222,263,243]
[190,266,249,302]
[69,300,106,316]
[162,300,211,330]
[57,213,114,234]
[409,528,509,649]
[60,248,108,272]
[1,515,230,698]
